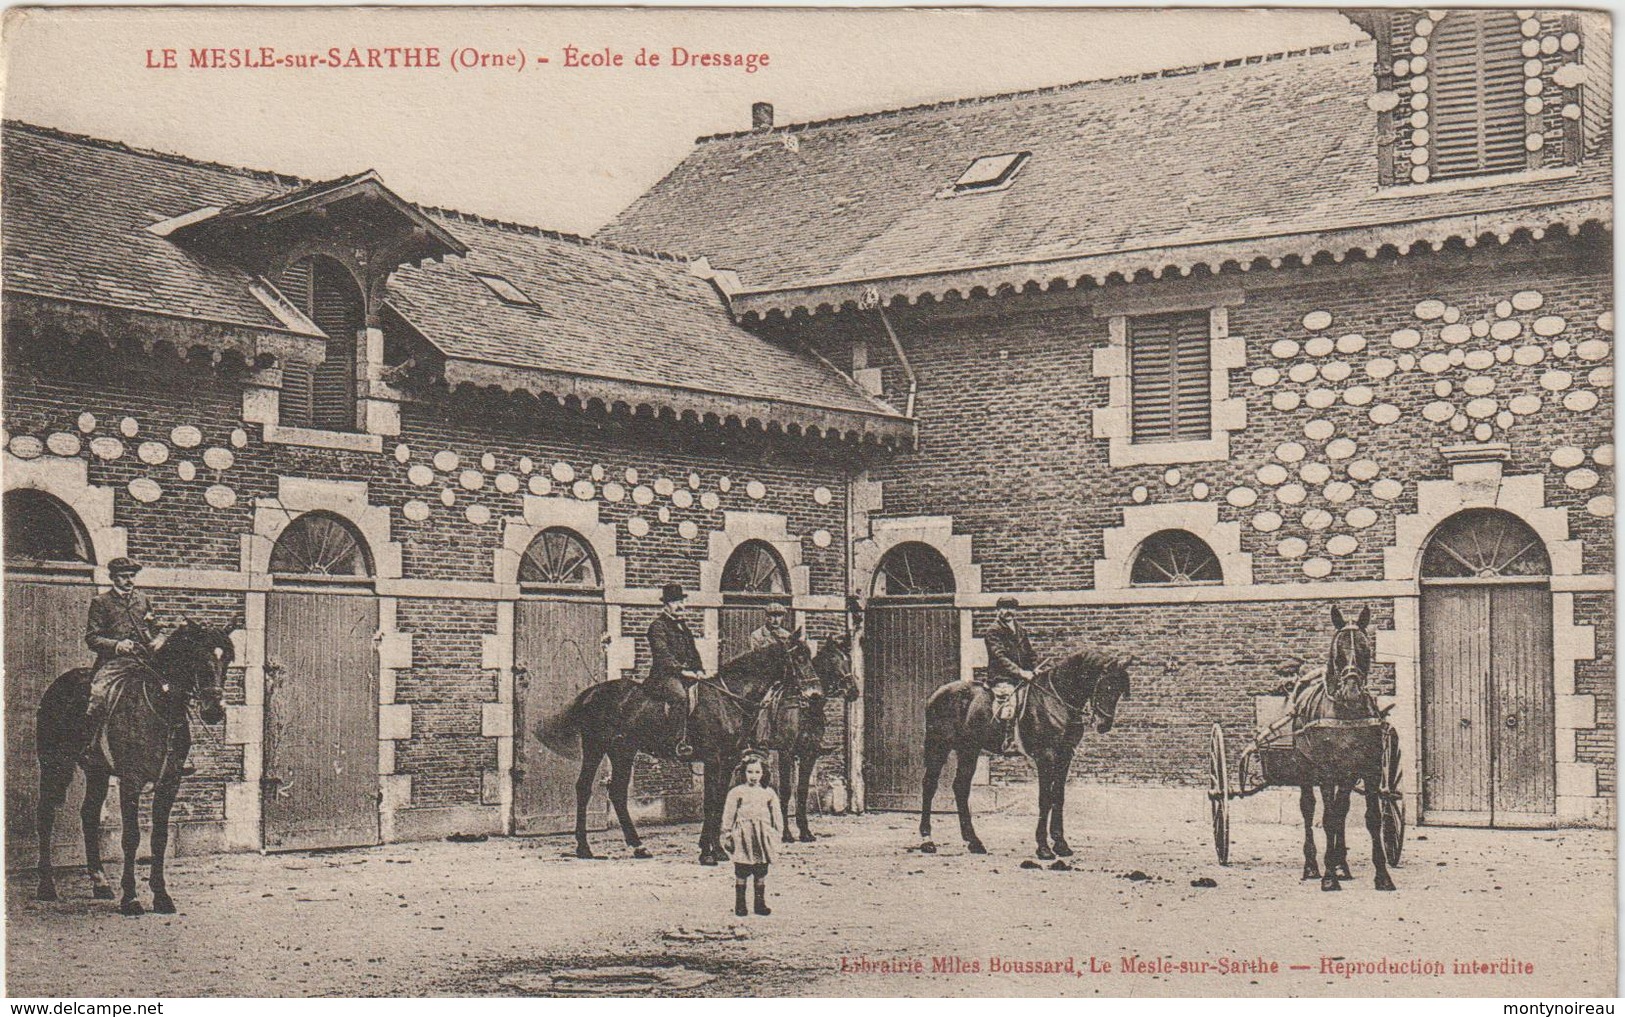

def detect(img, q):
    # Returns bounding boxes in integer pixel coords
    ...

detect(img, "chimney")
[751,102,774,130]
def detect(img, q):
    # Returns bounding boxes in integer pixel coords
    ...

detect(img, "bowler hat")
[995,596,1020,610]
[108,557,143,576]
[660,582,687,604]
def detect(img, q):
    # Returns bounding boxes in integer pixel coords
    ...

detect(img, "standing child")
[720,751,782,916]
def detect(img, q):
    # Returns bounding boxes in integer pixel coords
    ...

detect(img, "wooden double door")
[1420,581,1556,826]
[512,596,610,835]
[863,600,959,811]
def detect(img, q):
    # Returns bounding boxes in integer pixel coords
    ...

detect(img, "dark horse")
[756,634,860,843]
[919,649,1131,858]
[539,635,816,864]
[1292,606,1396,892]
[34,619,233,913]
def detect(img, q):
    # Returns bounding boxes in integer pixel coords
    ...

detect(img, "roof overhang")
[440,356,914,449]
[726,197,1612,320]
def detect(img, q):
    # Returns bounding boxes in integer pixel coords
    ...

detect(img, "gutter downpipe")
[876,306,917,420]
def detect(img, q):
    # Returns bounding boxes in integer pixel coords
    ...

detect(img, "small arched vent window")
[872,542,956,598]
[1130,530,1223,586]
[270,512,373,578]
[1429,12,1528,181]
[3,490,93,567]
[721,541,789,597]
[519,527,601,589]
[1421,509,1551,579]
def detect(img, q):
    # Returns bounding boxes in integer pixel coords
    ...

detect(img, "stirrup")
[675,741,695,761]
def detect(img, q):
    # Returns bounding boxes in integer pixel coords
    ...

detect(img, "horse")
[754,634,860,843]
[1291,605,1396,892]
[918,648,1131,858]
[538,633,817,865]
[34,619,234,914]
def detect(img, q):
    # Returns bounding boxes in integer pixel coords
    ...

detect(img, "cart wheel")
[1208,722,1230,865]
[1379,727,1405,866]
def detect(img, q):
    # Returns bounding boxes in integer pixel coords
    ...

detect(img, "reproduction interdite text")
[144,44,770,73]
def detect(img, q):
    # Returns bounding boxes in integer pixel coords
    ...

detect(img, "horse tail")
[537,682,615,759]
[35,668,93,765]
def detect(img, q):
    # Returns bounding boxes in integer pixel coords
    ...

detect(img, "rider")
[646,582,707,761]
[748,604,792,651]
[84,556,159,727]
[982,596,1035,756]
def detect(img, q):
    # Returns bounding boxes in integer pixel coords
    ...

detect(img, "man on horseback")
[748,604,792,651]
[982,596,1035,756]
[646,582,707,761]
[84,557,159,728]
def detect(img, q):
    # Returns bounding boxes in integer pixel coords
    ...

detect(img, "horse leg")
[918,736,951,852]
[574,743,605,859]
[35,757,73,901]
[117,779,144,915]
[779,752,796,844]
[1366,774,1396,891]
[82,767,114,900]
[1332,786,1354,880]
[1049,757,1074,857]
[606,748,647,859]
[1033,757,1055,861]
[698,756,723,866]
[795,749,816,842]
[1319,782,1342,892]
[1299,785,1321,880]
[148,774,180,913]
[953,750,986,854]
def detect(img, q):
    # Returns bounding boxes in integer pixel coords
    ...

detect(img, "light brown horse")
[34,620,233,914]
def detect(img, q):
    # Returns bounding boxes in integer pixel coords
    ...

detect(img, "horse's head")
[1090,654,1133,734]
[813,633,860,703]
[784,628,821,701]
[1325,606,1374,705]
[151,615,239,724]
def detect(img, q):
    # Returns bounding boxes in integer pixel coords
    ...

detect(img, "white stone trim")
[1092,307,1247,466]
[2,452,128,572]
[1095,500,1253,591]
[245,477,403,581]
[852,514,980,683]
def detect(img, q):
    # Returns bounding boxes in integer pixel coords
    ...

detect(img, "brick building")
[3,10,1614,866]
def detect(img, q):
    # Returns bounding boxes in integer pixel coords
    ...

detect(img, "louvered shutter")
[1432,13,1528,180]
[1130,311,1211,444]
[280,360,315,429]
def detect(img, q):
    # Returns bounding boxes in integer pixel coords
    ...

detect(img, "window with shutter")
[1129,310,1211,444]
[276,255,363,432]
[280,360,315,429]
[1431,12,1528,181]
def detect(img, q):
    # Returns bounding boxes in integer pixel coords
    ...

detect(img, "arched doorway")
[864,542,959,810]
[718,541,791,666]
[263,512,380,850]
[1420,508,1555,826]
[3,490,97,867]
[512,528,609,835]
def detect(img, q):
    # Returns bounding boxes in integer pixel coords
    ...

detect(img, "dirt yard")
[6,791,1616,997]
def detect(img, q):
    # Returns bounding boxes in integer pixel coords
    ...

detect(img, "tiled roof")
[599,41,1613,314]
[1,121,904,439]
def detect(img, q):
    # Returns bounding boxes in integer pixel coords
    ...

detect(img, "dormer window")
[275,255,364,432]
[948,151,1029,194]
[474,273,535,306]
[1429,12,1527,181]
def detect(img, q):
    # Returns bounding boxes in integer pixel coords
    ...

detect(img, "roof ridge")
[4,119,694,265]
[694,38,1370,143]
[3,119,309,188]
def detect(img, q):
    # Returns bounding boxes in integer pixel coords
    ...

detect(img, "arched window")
[721,541,789,598]
[519,528,601,589]
[1130,529,1223,586]
[270,512,373,578]
[1421,509,1551,580]
[3,490,92,568]
[277,255,364,431]
[872,542,955,598]
[1429,12,1528,181]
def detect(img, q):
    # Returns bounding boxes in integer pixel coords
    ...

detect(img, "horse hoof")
[1334,865,1353,880]
[699,854,720,867]
[92,886,115,900]
[575,846,598,860]
[152,895,176,914]
[1375,877,1397,892]
[1052,841,1074,857]
[799,831,816,843]
[919,841,937,854]
[632,847,652,860]
[1035,846,1056,861]
[35,886,57,902]
[1301,867,1320,881]
[119,898,145,916]
[781,833,796,845]
[966,841,988,855]
[1320,879,1341,892]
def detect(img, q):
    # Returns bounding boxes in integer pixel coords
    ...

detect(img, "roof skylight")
[474,273,534,305]
[952,152,1030,193]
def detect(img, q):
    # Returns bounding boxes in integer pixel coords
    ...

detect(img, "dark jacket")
[984,619,1035,683]
[646,611,702,703]
[85,589,157,668]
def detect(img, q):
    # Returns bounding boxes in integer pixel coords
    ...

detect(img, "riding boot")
[734,880,749,917]
[999,718,1021,757]
[753,876,771,916]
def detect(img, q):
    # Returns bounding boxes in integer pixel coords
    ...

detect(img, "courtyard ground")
[6,789,1616,997]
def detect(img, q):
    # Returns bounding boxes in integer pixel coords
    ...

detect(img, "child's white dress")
[721,783,782,866]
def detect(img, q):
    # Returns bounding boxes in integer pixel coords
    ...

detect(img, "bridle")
[1325,623,1372,703]
[1027,657,1123,728]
